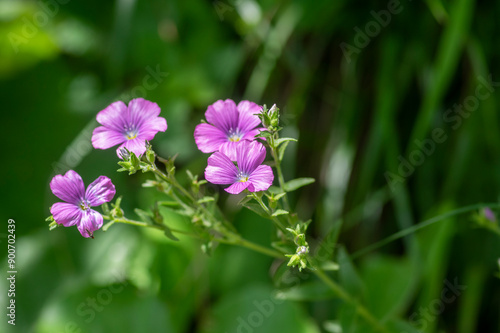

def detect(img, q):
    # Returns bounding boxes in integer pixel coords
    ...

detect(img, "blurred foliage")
[1,0,500,332]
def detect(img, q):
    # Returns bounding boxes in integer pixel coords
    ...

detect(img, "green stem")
[273,150,290,209]
[251,192,288,233]
[215,236,283,258]
[151,163,237,232]
[313,269,391,333]
[252,192,271,215]
[124,160,284,259]
[351,203,500,260]
[103,216,197,237]
[269,133,294,227]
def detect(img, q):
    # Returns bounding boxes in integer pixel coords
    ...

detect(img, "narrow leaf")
[278,141,290,161]
[134,208,153,224]
[164,227,179,241]
[197,196,215,204]
[272,209,289,217]
[284,177,315,192]
[275,137,298,146]
[274,281,336,301]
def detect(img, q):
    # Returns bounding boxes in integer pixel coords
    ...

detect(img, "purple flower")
[50,170,116,238]
[205,141,274,194]
[92,98,167,158]
[194,99,264,161]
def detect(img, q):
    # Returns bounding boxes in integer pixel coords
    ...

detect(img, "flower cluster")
[49,98,273,237]
[195,99,273,194]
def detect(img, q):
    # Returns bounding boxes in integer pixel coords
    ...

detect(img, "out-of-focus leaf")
[274,281,336,301]
[284,178,315,192]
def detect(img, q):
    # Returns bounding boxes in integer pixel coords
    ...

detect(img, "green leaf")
[204,285,321,333]
[158,201,181,207]
[274,281,336,301]
[361,255,416,321]
[319,261,340,271]
[278,141,290,161]
[272,209,289,217]
[284,178,315,192]
[197,196,215,204]
[134,208,153,224]
[337,247,365,298]
[163,227,179,241]
[275,137,298,146]
[255,130,272,138]
[267,185,283,194]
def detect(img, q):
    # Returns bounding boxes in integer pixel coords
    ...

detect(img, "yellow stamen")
[126,133,137,140]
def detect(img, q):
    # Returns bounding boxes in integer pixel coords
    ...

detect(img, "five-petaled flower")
[205,141,274,194]
[194,99,264,161]
[50,170,116,238]
[92,98,167,158]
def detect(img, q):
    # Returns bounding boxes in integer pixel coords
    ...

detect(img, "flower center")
[237,171,249,182]
[124,125,138,140]
[228,128,242,142]
[79,200,90,211]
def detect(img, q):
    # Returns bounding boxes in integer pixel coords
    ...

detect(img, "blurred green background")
[1,0,500,332]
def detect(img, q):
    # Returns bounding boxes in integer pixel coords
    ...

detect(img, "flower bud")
[297,245,308,255]
[119,147,131,160]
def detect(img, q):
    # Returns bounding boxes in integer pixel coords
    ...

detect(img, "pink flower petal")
[242,128,267,141]
[205,152,238,184]
[237,141,266,174]
[225,181,250,194]
[237,100,262,134]
[205,99,239,133]
[139,116,167,141]
[127,98,162,127]
[248,165,274,192]
[219,141,240,161]
[96,101,128,131]
[85,176,116,207]
[77,209,103,238]
[194,123,228,153]
[92,126,126,150]
[51,202,82,227]
[50,170,85,204]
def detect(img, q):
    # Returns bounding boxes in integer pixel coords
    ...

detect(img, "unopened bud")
[297,246,308,255]
[119,147,130,160]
